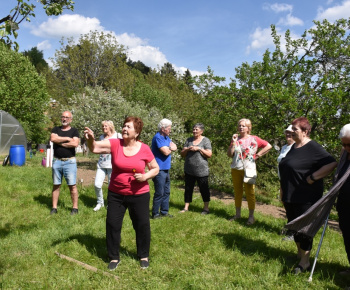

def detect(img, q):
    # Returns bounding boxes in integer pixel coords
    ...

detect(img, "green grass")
[0,155,349,289]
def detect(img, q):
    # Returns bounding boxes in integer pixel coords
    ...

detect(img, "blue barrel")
[9,145,26,166]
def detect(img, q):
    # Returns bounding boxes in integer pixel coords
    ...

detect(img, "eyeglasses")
[61,116,71,119]
[342,143,350,148]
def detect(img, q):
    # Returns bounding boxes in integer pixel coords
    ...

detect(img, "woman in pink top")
[84,116,159,271]
[227,118,272,225]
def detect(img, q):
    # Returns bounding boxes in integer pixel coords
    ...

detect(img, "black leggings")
[284,202,313,251]
[184,173,210,203]
[106,190,150,260]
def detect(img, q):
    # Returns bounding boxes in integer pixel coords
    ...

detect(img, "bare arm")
[227,134,238,158]
[306,161,338,184]
[84,127,111,154]
[159,141,177,156]
[50,133,79,148]
[134,159,160,182]
[255,143,272,159]
[61,137,80,148]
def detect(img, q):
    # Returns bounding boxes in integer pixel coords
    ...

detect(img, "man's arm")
[60,137,80,148]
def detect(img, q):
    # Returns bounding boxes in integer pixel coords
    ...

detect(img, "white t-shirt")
[97,132,122,168]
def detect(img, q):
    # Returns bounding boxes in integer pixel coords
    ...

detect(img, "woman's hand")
[306,175,315,184]
[84,127,95,141]
[134,173,146,182]
[232,134,238,143]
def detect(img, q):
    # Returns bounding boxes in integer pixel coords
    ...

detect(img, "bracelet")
[310,174,316,181]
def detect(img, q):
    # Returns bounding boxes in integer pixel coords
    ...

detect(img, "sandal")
[294,264,311,275]
[229,215,241,221]
[201,209,210,215]
[179,209,188,213]
[246,217,255,225]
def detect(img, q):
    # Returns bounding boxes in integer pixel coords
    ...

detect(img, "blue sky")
[3,0,350,80]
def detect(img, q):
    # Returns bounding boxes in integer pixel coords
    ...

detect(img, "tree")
[68,86,187,147]
[0,0,74,51]
[0,43,50,143]
[160,62,177,77]
[196,18,350,158]
[22,46,48,74]
[50,30,135,97]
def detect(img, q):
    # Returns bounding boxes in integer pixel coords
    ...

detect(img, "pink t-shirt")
[108,139,155,195]
[230,135,269,170]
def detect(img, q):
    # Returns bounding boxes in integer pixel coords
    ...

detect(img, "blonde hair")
[238,118,252,134]
[101,120,115,134]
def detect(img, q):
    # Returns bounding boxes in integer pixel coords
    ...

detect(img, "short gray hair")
[158,118,172,131]
[339,124,350,139]
[193,123,205,131]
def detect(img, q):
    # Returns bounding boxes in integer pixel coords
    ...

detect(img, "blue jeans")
[152,170,170,215]
[52,158,77,186]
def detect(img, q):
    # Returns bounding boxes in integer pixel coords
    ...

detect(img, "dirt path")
[77,167,339,231]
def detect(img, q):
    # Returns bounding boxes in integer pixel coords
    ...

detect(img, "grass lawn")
[0,155,349,289]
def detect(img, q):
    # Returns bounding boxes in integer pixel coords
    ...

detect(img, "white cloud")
[37,40,51,50]
[246,27,274,54]
[246,26,302,55]
[129,45,167,68]
[316,0,350,22]
[263,3,293,13]
[31,14,104,38]
[30,14,203,74]
[278,14,304,26]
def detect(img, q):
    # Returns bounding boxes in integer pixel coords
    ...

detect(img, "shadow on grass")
[52,234,138,263]
[216,231,349,288]
[79,193,98,208]
[34,194,68,210]
[0,223,39,239]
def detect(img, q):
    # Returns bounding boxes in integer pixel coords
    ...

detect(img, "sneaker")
[108,260,120,270]
[282,235,294,242]
[50,208,57,215]
[160,213,174,218]
[152,214,162,219]
[70,208,79,215]
[93,204,104,211]
[140,259,149,269]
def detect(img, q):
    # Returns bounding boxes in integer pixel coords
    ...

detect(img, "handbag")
[238,143,257,184]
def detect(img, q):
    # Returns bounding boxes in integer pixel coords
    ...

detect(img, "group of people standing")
[49,111,350,277]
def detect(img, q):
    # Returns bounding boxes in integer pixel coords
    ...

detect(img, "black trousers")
[284,202,313,251]
[106,190,150,260]
[184,173,210,203]
[337,198,350,265]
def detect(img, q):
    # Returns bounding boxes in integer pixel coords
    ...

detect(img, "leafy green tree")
[0,0,74,51]
[182,69,194,91]
[68,86,187,164]
[0,43,50,142]
[22,46,48,74]
[127,59,151,75]
[160,62,177,77]
[196,19,350,159]
[50,30,135,98]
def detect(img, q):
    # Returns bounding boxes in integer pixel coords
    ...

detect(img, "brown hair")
[123,116,144,141]
[292,117,311,136]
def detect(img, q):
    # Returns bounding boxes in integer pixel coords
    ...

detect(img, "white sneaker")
[93,204,104,211]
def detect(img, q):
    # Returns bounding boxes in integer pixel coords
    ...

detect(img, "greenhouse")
[0,110,27,156]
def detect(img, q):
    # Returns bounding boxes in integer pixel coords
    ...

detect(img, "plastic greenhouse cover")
[0,110,27,156]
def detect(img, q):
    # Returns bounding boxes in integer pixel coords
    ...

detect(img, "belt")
[56,157,75,161]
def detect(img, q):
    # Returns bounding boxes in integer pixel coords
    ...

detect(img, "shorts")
[52,158,77,186]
